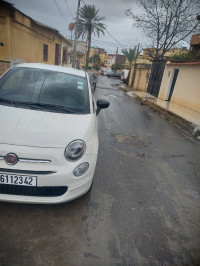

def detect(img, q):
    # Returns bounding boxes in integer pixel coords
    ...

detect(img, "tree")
[168,51,198,61]
[125,0,200,60]
[89,54,101,68]
[122,45,140,85]
[111,64,122,71]
[77,5,106,67]
[122,46,140,69]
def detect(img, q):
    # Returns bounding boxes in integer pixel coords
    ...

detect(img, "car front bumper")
[0,143,97,204]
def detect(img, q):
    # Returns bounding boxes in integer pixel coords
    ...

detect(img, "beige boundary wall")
[129,64,151,92]
[158,63,200,112]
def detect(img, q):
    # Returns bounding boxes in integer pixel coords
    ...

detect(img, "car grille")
[0,184,67,197]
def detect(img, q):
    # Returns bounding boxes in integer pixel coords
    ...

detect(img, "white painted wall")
[158,65,200,112]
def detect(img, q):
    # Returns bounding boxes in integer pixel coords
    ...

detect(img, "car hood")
[0,105,97,148]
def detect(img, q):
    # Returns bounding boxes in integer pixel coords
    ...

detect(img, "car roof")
[14,63,86,77]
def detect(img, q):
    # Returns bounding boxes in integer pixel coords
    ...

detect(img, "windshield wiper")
[0,98,20,105]
[0,98,77,113]
[27,103,77,114]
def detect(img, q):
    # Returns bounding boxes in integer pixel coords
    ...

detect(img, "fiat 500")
[0,63,109,204]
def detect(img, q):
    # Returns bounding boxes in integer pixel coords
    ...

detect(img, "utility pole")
[114,47,118,71]
[72,0,81,68]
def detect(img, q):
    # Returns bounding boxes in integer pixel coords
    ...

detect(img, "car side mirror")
[96,99,110,115]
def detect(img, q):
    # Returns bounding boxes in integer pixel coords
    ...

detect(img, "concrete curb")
[126,92,200,140]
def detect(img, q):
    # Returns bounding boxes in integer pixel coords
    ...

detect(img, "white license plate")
[0,173,37,186]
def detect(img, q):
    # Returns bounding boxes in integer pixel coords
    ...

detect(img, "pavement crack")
[188,161,200,185]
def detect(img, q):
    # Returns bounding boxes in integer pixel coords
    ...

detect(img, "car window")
[0,67,90,114]
[1,69,23,90]
[0,67,40,102]
[39,71,90,114]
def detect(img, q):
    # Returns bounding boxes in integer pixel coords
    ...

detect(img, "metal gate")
[147,61,166,97]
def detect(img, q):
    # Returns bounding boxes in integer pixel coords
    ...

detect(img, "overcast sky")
[6,0,148,54]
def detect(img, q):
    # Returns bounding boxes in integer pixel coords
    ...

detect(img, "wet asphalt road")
[0,76,200,266]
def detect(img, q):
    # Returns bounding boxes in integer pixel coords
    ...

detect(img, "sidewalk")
[126,90,200,138]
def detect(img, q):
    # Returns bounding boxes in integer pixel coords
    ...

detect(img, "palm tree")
[77,5,106,68]
[122,45,140,85]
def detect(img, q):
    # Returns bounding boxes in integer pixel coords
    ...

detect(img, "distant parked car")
[101,70,108,76]
[120,69,129,83]
[107,71,120,79]
[88,72,97,91]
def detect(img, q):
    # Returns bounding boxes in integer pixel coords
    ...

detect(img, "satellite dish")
[69,22,75,31]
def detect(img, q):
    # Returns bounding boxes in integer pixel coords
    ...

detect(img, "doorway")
[55,43,61,65]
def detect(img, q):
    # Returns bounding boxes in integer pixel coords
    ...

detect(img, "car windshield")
[0,67,90,114]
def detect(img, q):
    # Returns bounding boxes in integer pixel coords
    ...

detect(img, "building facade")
[190,34,200,57]
[0,1,72,76]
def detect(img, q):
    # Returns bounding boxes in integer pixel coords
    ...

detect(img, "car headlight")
[65,140,86,161]
[73,162,89,176]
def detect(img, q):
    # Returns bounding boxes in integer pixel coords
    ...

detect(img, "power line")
[66,0,130,51]
[65,35,133,48]
[93,39,134,49]
[92,39,134,50]
[63,35,134,50]
[76,0,128,50]
[71,0,128,50]
[93,38,130,46]
[65,0,74,19]
[53,0,70,25]
[105,29,126,49]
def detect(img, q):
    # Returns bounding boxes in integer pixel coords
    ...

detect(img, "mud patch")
[115,135,150,148]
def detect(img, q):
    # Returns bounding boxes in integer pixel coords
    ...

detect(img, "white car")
[0,63,109,204]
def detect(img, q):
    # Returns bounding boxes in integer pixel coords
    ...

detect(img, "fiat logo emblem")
[5,153,18,165]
